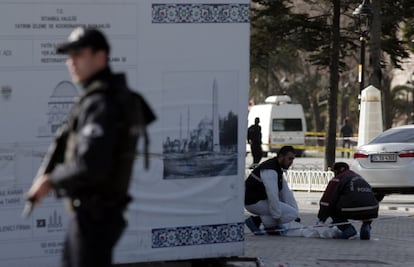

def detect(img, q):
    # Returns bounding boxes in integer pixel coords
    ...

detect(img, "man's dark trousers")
[62,208,126,267]
[251,144,262,164]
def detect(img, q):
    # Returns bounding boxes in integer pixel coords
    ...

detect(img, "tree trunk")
[324,0,340,170]
[369,0,382,90]
[311,93,323,131]
[369,0,392,130]
[309,92,324,146]
[382,70,393,129]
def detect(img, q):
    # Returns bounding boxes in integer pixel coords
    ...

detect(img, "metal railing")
[245,167,334,192]
[286,169,334,192]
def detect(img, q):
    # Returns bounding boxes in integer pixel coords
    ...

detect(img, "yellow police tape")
[263,143,355,153]
[255,133,357,153]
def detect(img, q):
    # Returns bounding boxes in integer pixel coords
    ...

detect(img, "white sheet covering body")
[0,0,250,266]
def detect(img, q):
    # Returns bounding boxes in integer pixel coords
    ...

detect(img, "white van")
[247,95,307,156]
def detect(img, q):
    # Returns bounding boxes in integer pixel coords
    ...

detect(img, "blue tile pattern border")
[152,4,250,24]
[152,222,244,248]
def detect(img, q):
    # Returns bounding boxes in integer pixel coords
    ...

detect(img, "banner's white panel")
[0,0,250,265]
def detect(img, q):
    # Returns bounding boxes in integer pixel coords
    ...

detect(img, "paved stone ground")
[119,191,414,267]
[119,156,414,266]
[241,191,414,267]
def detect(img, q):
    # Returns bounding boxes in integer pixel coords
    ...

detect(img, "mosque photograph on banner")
[162,71,238,179]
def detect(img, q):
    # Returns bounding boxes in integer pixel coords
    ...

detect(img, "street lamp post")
[353,0,373,98]
[280,76,290,95]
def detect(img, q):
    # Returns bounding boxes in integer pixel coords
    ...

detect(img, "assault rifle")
[22,125,69,218]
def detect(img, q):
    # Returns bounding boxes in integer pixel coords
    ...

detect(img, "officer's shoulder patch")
[81,123,104,138]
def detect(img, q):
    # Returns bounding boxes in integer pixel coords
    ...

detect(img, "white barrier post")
[357,85,383,147]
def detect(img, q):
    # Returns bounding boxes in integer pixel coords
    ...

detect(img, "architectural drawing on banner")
[38,81,79,137]
[163,73,238,179]
[0,153,14,182]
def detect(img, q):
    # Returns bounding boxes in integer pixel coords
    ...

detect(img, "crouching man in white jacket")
[245,146,299,235]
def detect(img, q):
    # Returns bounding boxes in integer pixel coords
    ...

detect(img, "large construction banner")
[0,0,250,266]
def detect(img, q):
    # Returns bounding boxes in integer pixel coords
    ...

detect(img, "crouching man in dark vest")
[317,162,379,240]
[245,146,299,235]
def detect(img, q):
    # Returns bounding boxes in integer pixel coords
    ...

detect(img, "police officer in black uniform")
[318,162,378,240]
[247,117,262,168]
[27,27,154,267]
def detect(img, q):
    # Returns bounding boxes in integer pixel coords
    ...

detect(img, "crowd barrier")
[245,168,334,192]
[286,169,334,192]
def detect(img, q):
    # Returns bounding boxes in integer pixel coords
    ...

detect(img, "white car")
[351,125,414,201]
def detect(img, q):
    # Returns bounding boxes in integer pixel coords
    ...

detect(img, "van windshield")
[272,119,303,132]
